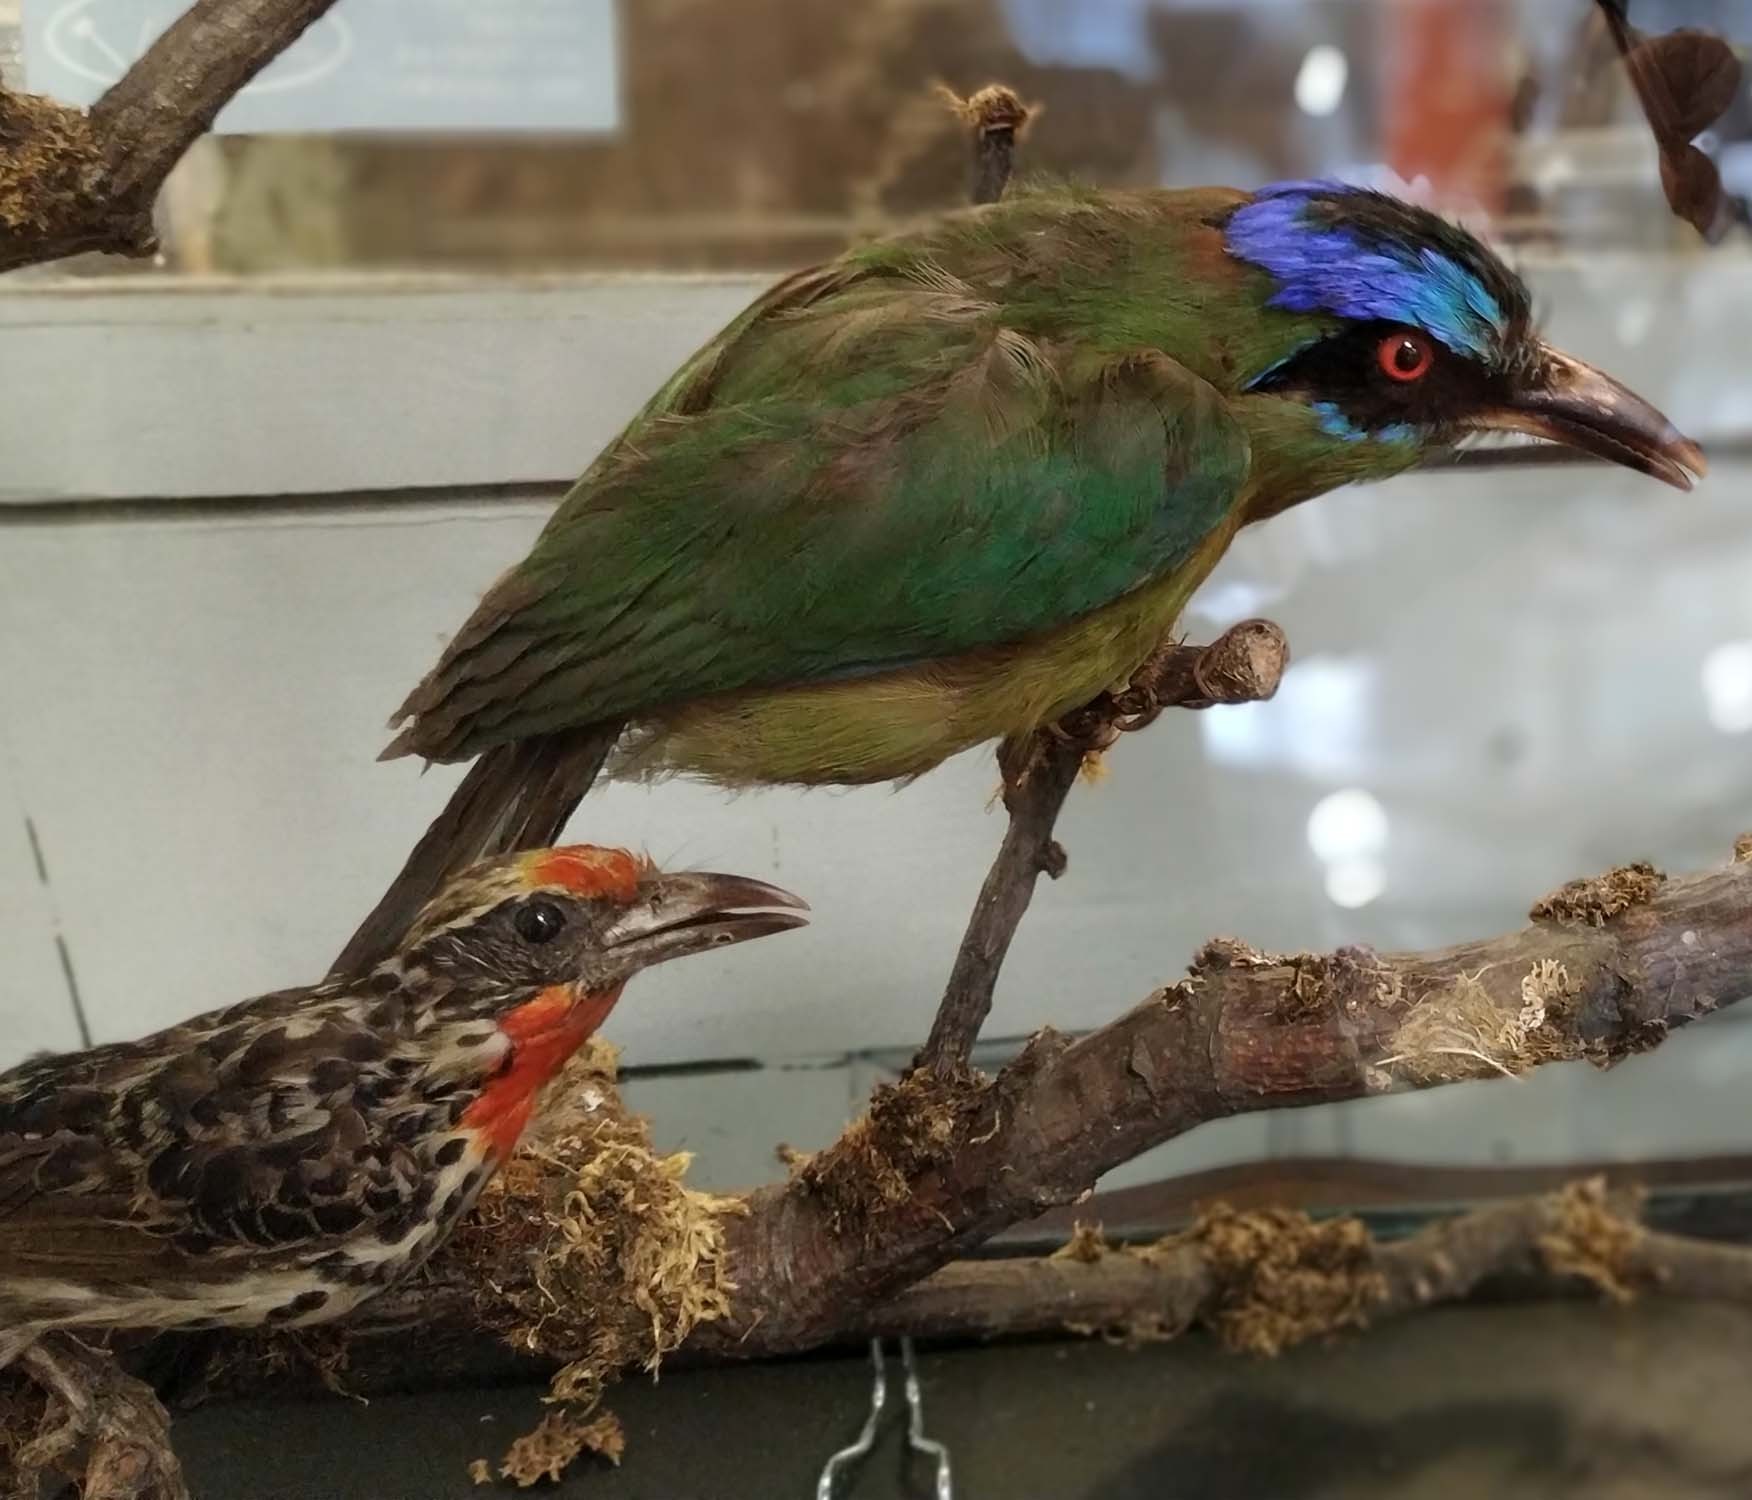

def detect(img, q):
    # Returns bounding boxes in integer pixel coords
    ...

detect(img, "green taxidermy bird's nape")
[335,179,1705,974]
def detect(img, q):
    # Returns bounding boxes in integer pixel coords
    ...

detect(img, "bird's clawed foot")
[997,693,1155,814]
[995,621,1290,814]
[997,652,1176,809]
[7,1333,187,1500]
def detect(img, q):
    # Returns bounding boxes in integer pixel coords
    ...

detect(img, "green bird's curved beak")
[1468,345,1707,492]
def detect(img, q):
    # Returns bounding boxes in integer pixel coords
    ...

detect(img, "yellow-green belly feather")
[623,519,1239,786]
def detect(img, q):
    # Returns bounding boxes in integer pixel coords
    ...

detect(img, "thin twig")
[917,620,1289,1080]
[937,83,1035,206]
[0,0,342,273]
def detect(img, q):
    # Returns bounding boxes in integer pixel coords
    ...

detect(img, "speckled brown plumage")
[0,847,804,1353]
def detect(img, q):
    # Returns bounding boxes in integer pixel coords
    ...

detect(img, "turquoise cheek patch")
[1310,403,1418,447]
[1311,401,1367,443]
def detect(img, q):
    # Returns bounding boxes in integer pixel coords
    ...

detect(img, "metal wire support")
[901,1336,953,1500]
[816,1339,954,1499]
[816,1339,889,1500]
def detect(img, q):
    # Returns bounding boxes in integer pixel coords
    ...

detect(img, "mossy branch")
[0,0,342,273]
[764,1178,1752,1352]
[275,835,1752,1402]
[701,837,1751,1354]
[237,1168,1752,1409]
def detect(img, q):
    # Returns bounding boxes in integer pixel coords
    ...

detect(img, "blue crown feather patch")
[1224,182,1507,360]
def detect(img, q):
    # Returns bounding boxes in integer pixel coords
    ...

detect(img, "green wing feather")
[392,213,1252,763]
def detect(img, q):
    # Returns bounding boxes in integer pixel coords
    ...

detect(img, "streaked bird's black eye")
[514,900,567,945]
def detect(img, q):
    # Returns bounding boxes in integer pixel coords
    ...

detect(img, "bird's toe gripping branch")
[930,619,1290,1080]
[1004,618,1291,808]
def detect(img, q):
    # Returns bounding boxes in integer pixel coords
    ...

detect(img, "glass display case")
[0,3,1747,1497]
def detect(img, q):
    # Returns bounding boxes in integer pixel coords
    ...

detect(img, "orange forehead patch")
[523,845,643,903]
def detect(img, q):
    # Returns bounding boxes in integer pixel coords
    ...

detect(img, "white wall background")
[2,259,1749,1190]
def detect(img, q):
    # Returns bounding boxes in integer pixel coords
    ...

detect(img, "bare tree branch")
[0,0,342,273]
[232,1174,1752,1404]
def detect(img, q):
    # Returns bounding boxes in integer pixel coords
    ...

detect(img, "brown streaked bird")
[0,846,804,1366]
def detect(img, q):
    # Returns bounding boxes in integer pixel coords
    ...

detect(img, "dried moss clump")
[1537,1178,1650,1303]
[1052,1220,1109,1264]
[1191,940,1386,1026]
[937,82,1037,138]
[447,1038,744,1482]
[1531,861,1666,926]
[774,1141,814,1173]
[0,89,104,235]
[1190,936,1285,973]
[489,1409,626,1487]
[1375,958,1582,1086]
[1158,1204,1385,1356]
[798,1066,983,1233]
[0,1376,50,1484]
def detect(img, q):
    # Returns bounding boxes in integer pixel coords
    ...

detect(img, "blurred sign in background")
[5,0,1744,272]
[20,0,621,133]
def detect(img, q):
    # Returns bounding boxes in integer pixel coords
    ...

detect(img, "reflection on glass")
[1306,787,1390,861]
[1701,640,1752,735]
[1294,44,1349,119]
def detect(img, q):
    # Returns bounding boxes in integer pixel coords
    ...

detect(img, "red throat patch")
[460,983,624,1158]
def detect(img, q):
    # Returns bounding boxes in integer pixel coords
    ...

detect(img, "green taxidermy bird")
[336,180,1703,972]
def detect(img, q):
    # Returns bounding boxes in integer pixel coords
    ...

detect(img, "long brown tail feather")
[330,723,623,978]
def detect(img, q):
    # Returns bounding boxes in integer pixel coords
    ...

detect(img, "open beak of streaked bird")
[599,870,809,971]
[1468,345,1707,492]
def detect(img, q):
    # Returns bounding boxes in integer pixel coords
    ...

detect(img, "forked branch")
[0,0,342,273]
[919,619,1289,1079]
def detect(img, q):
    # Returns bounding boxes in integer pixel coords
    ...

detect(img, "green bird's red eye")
[1378,331,1434,383]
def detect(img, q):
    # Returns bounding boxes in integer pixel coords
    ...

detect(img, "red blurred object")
[1382,0,1513,211]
